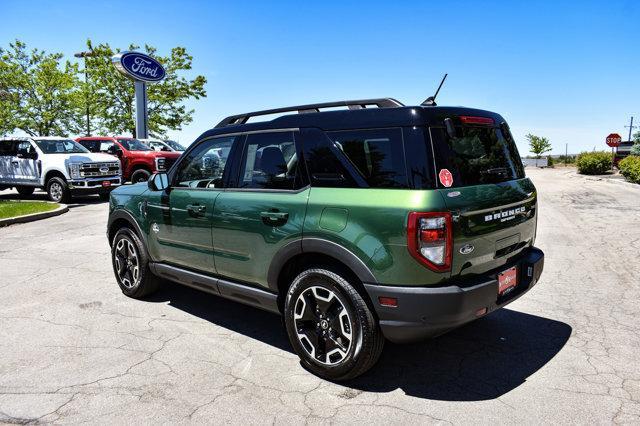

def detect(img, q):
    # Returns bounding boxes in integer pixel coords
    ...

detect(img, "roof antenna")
[421,73,448,106]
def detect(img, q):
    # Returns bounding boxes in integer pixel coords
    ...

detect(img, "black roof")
[199,99,506,141]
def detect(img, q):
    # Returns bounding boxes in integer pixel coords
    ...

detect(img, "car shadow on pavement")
[351,308,572,401]
[149,282,571,401]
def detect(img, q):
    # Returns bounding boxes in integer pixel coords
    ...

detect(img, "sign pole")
[134,80,148,139]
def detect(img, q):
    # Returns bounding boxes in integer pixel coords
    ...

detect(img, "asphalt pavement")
[1,167,639,424]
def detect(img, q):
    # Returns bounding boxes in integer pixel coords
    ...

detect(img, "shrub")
[547,155,555,167]
[630,143,640,156]
[619,156,640,184]
[576,151,612,175]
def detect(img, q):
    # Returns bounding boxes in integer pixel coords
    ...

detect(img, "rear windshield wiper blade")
[480,167,509,178]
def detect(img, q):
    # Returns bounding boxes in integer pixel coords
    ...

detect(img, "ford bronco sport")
[0,136,121,202]
[107,98,544,380]
[76,136,181,183]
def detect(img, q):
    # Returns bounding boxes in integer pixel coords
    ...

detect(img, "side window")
[17,141,35,155]
[326,128,407,188]
[173,136,236,189]
[301,128,407,189]
[0,141,16,156]
[78,140,97,152]
[236,132,302,190]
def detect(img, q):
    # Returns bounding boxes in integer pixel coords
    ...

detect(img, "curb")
[0,203,69,227]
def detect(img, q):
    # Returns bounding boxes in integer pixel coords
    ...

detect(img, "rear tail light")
[407,212,452,272]
[459,116,495,125]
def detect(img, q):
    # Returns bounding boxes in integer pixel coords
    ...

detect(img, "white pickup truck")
[0,137,121,203]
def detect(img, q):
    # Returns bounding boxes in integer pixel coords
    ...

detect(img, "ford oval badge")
[459,244,475,255]
[112,51,166,83]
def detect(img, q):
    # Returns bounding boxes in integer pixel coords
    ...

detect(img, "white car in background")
[139,138,186,153]
[0,137,121,203]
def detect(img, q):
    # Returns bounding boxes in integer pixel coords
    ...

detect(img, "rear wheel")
[284,268,384,381]
[46,177,70,203]
[111,228,159,298]
[16,186,35,196]
[130,169,150,183]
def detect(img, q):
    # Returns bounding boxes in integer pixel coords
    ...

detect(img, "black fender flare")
[107,209,147,249]
[266,237,378,292]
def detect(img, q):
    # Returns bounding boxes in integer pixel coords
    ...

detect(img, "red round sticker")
[439,169,453,187]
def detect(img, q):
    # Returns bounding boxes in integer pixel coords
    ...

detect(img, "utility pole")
[74,50,96,136]
[625,116,636,142]
[565,143,568,166]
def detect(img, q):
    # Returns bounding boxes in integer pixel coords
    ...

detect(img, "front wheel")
[130,169,150,183]
[46,177,70,203]
[284,268,384,381]
[111,228,159,298]
[98,192,110,202]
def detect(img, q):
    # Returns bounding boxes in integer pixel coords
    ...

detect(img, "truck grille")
[156,157,177,172]
[80,162,120,177]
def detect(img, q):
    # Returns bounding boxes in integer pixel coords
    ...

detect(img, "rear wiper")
[480,167,509,178]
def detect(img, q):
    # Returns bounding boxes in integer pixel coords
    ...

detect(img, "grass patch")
[0,200,59,220]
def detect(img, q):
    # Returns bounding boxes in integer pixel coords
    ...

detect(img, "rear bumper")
[68,177,121,194]
[364,247,544,343]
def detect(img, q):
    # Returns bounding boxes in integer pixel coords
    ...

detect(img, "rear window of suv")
[430,124,524,188]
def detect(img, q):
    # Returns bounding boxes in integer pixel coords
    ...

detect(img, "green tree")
[630,131,640,156]
[82,40,206,137]
[525,133,553,158]
[0,40,82,136]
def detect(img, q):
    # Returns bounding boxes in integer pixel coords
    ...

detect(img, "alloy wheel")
[114,238,140,288]
[49,182,63,202]
[294,286,353,365]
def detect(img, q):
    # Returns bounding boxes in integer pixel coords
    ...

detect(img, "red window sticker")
[439,169,453,187]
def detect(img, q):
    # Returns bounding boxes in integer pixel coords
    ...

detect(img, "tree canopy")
[81,40,206,138]
[0,39,207,138]
[0,40,82,136]
[525,133,553,158]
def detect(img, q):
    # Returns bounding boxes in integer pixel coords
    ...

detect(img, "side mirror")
[148,172,169,191]
[107,145,123,156]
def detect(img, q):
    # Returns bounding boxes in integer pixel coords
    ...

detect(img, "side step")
[151,263,280,314]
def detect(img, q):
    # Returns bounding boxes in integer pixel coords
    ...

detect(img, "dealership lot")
[1,167,639,424]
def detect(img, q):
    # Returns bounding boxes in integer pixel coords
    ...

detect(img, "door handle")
[186,204,206,217]
[260,210,289,226]
[11,160,19,166]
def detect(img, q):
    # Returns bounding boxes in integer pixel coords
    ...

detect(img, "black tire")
[98,192,110,202]
[16,186,35,196]
[110,228,159,298]
[130,169,151,183]
[284,268,384,381]
[46,177,70,203]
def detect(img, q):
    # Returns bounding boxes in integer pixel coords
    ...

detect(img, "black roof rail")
[215,98,405,128]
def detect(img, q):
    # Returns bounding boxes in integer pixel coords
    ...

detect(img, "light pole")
[74,50,96,136]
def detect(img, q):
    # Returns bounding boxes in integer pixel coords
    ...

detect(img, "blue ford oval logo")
[459,244,475,255]
[112,51,166,82]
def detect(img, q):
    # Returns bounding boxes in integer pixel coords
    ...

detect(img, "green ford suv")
[107,98,544,380]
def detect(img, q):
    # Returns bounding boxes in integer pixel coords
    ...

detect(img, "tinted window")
[325,128,407,188]
[236,132,302,190]
[173,136,236,189]
[34,139,88,154]
[430,125,525,188]
[118,139,151,151]
[0,141,16,156]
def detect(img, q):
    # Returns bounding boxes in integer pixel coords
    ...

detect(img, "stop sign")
[606,133,622,147]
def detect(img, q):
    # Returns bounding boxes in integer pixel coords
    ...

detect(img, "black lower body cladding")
[364,247,544,343]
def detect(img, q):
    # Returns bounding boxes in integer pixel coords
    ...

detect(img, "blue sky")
[1,0,639,154]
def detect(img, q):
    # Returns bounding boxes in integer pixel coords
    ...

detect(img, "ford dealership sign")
[112,51,166,82]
